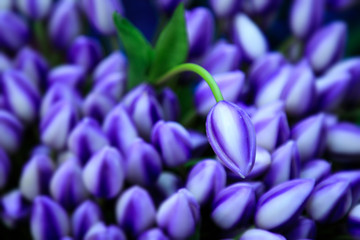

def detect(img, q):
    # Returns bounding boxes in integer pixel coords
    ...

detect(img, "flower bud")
[93,51,127,82]
[332,170,360,205]
[300,159,331,183]
[0,0,12,10]
[348,204,360,239]
[48,64,86,89]
[158,87,180,122]
[0,11,29,51]
[0,190,30,228]
[255,179,315,230]
[0,110,23,153]
[121,83,155,110]
[188,130,209,157]
[209,0,240,18]
[239,229,286,240]
[157,189,200,239]
[246,146,271,179]
[0,53,12,73]
[152,121,191,167]
[16,0,52,19]
[284,217,316,240]
[212,183,256,229]
[93,72,126,101]
[138,228,169,240]
[31,197,70,240]
[155,172,183,201]
[82,91,116,123]
[84,222,126,240]
[251,100,285,122]
[0,148,10,189]
[82,146,125,199]
[206,101,256,178]
[116,186,156,236]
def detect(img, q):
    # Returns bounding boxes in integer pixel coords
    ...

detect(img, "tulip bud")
[239,229,286,240]
[82,146,125,199]
[0,53,12,73]
[152,121,191,167]
[138,228,169,240]
[158,88,180,122]
[185,7,214,58]
[19,155,55,201]
[0,190,30,228]
[232,13,268,62]
[157,189,200,239]
[188,130,209,157]
[251,100,285,123]
[16,0,52,19]
[212,183,256,229]
[72,200,102,240]
[125,139,162,186]
[155,172,183,201]
[186,159,226,205]
[93,72,126,101]
[0,11,29,51]
[209,0,240,18]
[246,146,271,179]
[49,0,81,49]
[305,21,347,73]
[121,83,155,110]
[48,64,86,89]
[31,197,70,240]
[332,170,360,205]
[0,148,10,189]
[84,222,126,240]
[255,179,315,230]
[68,118,109,165]
[348,204,360,239]
[82,91,116,123]
[93,51,127,82]
[195,71,245,116]
[300,159,331,183]
[206,101,256,178]
[0,110,23,153]
[284,217,316,240]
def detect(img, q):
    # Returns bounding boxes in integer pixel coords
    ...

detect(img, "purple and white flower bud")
[82,146,125,199]
[305,21,347,74]
[157,189,200,239]
[239,229,286,240]
[246,146,271,179]
[19,154,55,201]
[300,159,331,183]
[291,113,326,162]
[0,110,23,153]
[68,36,103,72]
[0,0,12,10]
[348,204,360,239]
[157,88,180,121]
[49,0,81,49]
[0,53,12,73]
[84,222,126,240]
[255,179,315,230]
[93,51,127,82]
[212,183,256,229]
[289,0,324,39]
[0,190,30,228]
[125,138,162,186]
[209,0,240,18]
[93,72,126,101]
[232,13,268,62]
[72,200,102,240]
[332,170,360,205]
[0,148,10,189]
[16,0,52,19]
[186,159,226,205]
[206,101,256,178]
[47,64,86,89]
[188,130,209,157]
[195,71,245,116]
[121,83,155,110]
[284,217,316,240]
[116,186,156,236]
[306,176,352,223]
[82,91,116,123]
[251,100,285,122]
[31,196,70,240]
[138,228,169,240]
[0,11,29,51]
[155,172,183,200]
[50,159,88,210]
[185,7,214,58]
[68,118,109,165]
[1,70,40,123]
[152,121,191,167]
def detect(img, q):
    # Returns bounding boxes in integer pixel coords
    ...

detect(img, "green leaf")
[148,3,188,82]
[113,13,154,89]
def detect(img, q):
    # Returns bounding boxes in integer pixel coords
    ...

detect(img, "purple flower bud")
[285,217,316,240]
[255,179,315,230]
[291,113,326,162]
[186,159,226,205]
[93,72,126,101]
[157,189,200,239]
[68,36,103,72]
[41,101,78,150]
[157,88,180,121]
[125,138,162,186]
[300,159,331,184]
[82,146,125,199]
[121,83,155,110]
[116,186,156,236]
[156,0,184,14]
[239,229,286,240]
[84,222,126,240]
[0,190,30,227]
[16,0,52,19]
[68,118,109,165]
[152,121,191,167]
[0,53,12,73]
[332,170,360,205]
[212,183,256,229]
[48,64,86,89]
[155,172,183,200]
[0,0,12,10]
[348,204,360,238]
[251,100,285,122]
[195,71,245,116]
[206,101,256,178]
[49,0,81,49]
[82,91,116,123]
[72,200,102,240]
[0,148,10,189]
[232,13,268,62]
[93,51,127,82]
[290,0,324,39]
[1,70,40,123]
[188,130,209,157]
[0,110,23,153]
[19,155,55,201]
[324,113,339,127]
[246,146,271,179]
[305,21,347,74]
[50,159,88,210]
[306,176,352,223]
[31,197,70,240]
[209,0,240,18]
[138,228,169,240]
[185,7,214,58]
[0,11,29,51]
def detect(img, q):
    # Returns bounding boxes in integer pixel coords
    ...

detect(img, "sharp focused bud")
[84,222,126,240]
[0,148,10,190]
[0,190,30,228]
[82,91,116,123]
[206,101,256,178]
[93,51,127,82]
[138,228,169,240]
[246,146,271,179]
[47,64,86,89]
[209,0,240,18]
[0,11,29,51]
[158,88,180,122]
[300,159,332,183]
[16,0,52,19]
[348,204,360,239]
[0,110,23,153]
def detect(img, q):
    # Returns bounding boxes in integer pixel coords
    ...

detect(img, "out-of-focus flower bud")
[209,0,240,18]
[121,84,155,110]
[157,88,180,121]
[84,222,126,240]
[157,189,200,239]
[332,170,360,205]
[0,190,30,228]
[188,130,209,157]
[300,159,331,183]
[155,172,183,201]
[348,204,360,239]
[93,51,127,82]
[0,11,29,51]
[82,146,125,199]
[16,0,52,19]
[246,146,271,179]
[0,110,23,153]
[206,101,256,178]
[239,229,286,240]
[0,53,12,73]
[138,228,169,240]
[47,64,86,89]
[82,91,116,123]
[93,72,126,101]
[284,217,316,240]
[0,0,12,10]
[0,148,10,189]
[251,100,284,122]
[255,179,315,230]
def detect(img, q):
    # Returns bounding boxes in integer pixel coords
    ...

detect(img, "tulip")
[155,171,183,201]
[251,100,285,123]
[0,190,30,228]
[331,170,360,205]
[82,146,125,198]
[125,138,162,186]
[348,204,360,239]
[194,71,245,116]
[93,72,126,101]
[0,11,29,51]
[300,159,332,183]
[84,222,126,240]
[188,130,209,157]
[158,87,180,121]
[82,91,116,123]
[0,147,10,189]
[255,179,315,230]
[156,189,200,239]
[47,64,86,89]
[19,154,55,201]
[121,83,155,110]
[93,51,127,82]
[116,186,156,236]
[0,110,23,153]
[31,197,70,240]
[209,0,240,18]
[246,146,271,179]
[138,228,169,240]
[186,159,226,205]
[212,183,256,229]
[15,0,52,19]
[206,101,256,178]
[284,217,316,240]
[0,53,12,73]
[232,13,268,62]
[239,229,286,240]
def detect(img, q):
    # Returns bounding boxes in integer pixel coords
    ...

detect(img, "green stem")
[156,63,224,102]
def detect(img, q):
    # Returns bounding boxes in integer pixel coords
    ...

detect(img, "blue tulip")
[93,51,127,82]
[0,11,29,51]
[82,91,116,123]
[138,228,169,240]
[15,0,52,19]
[300,159,331,183]
[84,222,126,240]
[47,64,86,89]
[158,87,180,122]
